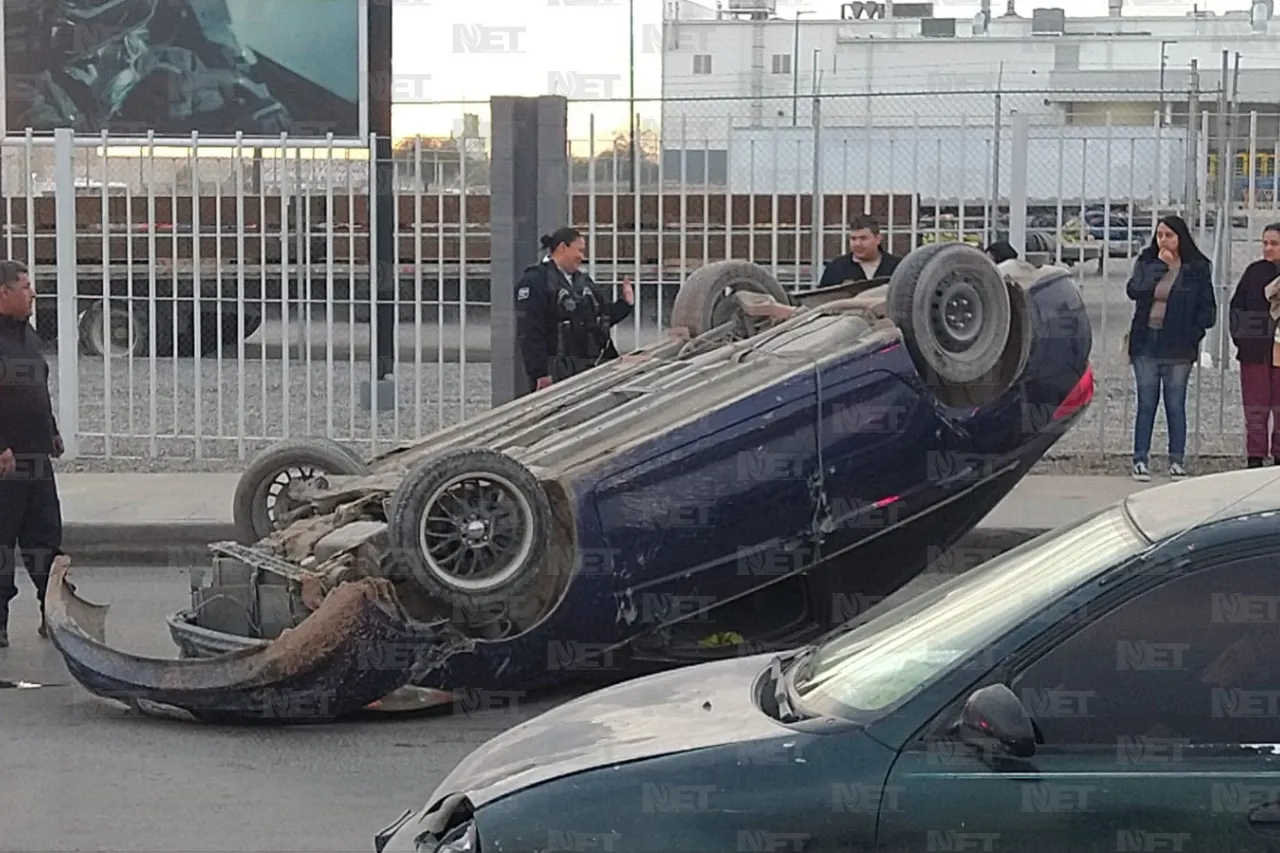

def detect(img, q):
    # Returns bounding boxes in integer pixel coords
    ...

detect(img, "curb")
[63,522,237,567]
[59,523,1049,567]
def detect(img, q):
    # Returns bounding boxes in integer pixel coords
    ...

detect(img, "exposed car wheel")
[232,438,372,544]
[888,242,1012,386]
[670,260,791,337]
[389,447,551,612]
[78,301,146,358]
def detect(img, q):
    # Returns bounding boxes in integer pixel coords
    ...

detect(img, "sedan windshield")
[791,505,1149,720]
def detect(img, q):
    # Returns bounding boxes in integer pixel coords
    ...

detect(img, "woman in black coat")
[1228,223,1280,468]
[1125,215,1216,482]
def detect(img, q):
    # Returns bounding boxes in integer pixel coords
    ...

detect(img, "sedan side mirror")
[955,683,1036,759]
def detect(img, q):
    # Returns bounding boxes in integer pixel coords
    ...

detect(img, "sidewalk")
[54,471,1159,565]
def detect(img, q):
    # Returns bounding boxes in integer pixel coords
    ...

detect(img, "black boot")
[1249,456,1265,468]
[37,601,47,639]
[0,607,8,648]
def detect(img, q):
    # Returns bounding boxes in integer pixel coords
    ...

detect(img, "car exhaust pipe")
[43,555,466,724]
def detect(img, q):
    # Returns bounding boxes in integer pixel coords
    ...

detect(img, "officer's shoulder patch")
[516,286,530,300]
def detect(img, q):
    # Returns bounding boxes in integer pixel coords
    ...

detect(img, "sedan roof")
[1123,466,1280,543]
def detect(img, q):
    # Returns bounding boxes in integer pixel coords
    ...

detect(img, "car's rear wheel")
[670,260,791,338]
[888,242,1013,387]
[232,437,372,544]
[389,447,551,612]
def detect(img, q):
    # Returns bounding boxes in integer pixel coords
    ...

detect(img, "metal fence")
[9,87,1278,471]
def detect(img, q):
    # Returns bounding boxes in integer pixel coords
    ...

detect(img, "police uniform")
[514,258,633,391]
[0,312,64,642]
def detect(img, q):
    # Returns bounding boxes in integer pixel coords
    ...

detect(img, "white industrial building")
[657,0,1280,201]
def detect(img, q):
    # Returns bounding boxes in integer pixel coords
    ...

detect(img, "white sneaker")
[1132,461,1151,482]
[1169,462,1187,480]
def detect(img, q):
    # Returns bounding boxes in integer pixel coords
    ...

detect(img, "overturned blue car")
[44,242,1095,723]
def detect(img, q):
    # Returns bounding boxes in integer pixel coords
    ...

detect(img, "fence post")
[489,96,569,405]
[1007,111,1029,258]
[810,96,823,283]
[361,133,397,414]
[53,127,79,458]
[1185,60,1200,221]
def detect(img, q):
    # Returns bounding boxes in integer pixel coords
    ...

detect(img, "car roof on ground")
[1123,466,1280,542]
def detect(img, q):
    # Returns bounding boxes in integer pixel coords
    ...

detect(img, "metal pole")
[811,94,823,284]
[1009,111,1030,257]
[53,127,79,458]
[1186,59,1200,222]
[629,0,637,192]
[990,62,1004,243]
[792,13,801,126]
[1158,40,1175,127]
[1218,50,1242,367]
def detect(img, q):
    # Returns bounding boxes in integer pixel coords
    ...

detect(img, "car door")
[875,551,1280,853]
[591,361,821,602]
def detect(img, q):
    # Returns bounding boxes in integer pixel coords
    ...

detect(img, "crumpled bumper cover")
[44,555,464,724]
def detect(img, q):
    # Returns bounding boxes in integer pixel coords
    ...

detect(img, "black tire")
[78,301,146,358]
[887,242,1012,386]
[389,447,551,612]
[669,260,790,337]
[232,437,371,544]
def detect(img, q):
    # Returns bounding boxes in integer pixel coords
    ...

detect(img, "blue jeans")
[1131,330,1193,465]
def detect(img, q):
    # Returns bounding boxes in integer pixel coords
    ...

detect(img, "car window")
[790,506,1149,720]
[1011,553,1280,746]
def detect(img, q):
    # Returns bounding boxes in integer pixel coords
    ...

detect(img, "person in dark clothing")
[0,260,65,646]
[817,215,902,287]
[1228,223,1280,468]
[515,227,634,394]
[1124,215,1216,483]
[985,240,1019,264]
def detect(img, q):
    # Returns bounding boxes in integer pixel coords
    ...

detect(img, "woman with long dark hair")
[1228,223,1280,468]
[1125,215,1217,482]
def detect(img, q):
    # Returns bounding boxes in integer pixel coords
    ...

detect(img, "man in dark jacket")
[0,260,65,646]
[1229,223,1280,468]
[515,227,634,394]
[818,214,901,287]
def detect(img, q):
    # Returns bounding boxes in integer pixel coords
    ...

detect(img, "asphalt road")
[0,563,957,852]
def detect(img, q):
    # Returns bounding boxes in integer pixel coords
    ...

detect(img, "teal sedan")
[376,466,1280,853]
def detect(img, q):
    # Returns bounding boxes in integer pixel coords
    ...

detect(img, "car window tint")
[1011,553,1280,746]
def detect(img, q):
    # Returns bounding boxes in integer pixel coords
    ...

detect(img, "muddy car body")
[45,244,1095,723]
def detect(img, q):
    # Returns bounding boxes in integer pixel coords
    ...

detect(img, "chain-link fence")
[14,80,1274,470]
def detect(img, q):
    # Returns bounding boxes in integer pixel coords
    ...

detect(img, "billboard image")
[1,0,365,139]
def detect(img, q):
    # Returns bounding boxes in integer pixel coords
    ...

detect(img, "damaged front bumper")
[44,554,466,724]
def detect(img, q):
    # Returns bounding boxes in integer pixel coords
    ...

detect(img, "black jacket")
[0,314,59,457]
[1125,253,1217,362]
[818,252,901,287]
[514,260,633,384]
[1229,259,1280,364]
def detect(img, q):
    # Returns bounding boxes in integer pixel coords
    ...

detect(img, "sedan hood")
[431,651,791,809]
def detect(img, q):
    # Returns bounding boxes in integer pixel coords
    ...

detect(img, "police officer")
[0,260,65,647]
[515,227,634,393]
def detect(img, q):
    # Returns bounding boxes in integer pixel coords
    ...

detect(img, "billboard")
[0,0,367,139]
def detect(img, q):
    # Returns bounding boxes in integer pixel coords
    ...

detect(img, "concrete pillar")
[489,96,569,405]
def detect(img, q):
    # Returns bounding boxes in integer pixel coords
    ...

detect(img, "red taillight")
[1052,363,1095,421]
